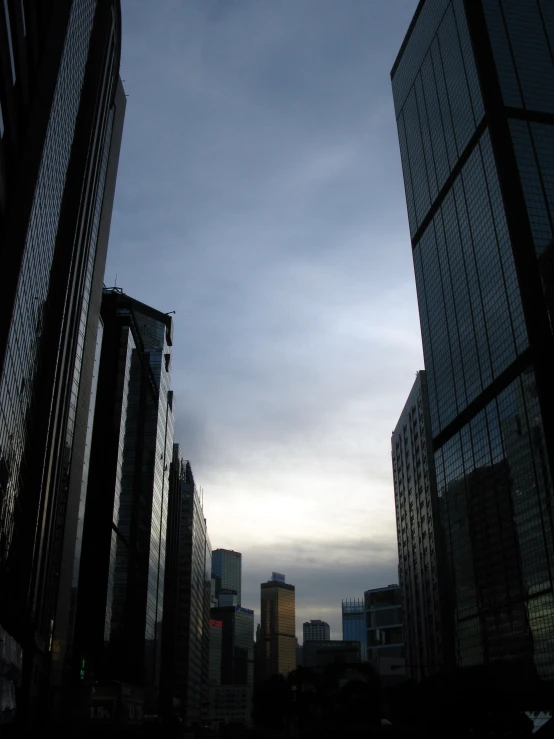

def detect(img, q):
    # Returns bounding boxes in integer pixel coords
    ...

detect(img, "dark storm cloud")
[108,0,421,624]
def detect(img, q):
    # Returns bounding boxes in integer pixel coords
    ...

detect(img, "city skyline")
[105,0,421,641]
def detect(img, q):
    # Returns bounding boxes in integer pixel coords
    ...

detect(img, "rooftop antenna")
[114,273,117,287]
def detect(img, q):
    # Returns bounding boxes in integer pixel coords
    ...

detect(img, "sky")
[107,0,422,640]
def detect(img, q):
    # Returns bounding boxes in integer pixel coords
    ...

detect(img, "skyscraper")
[75,289,174,709]
[260,577,296,678]
[212,549,242,606]
[0,0,125,720]
[392,0,554,684]
[341,600,368,662]
[392,371,449,679]
[161,447,211,724]
[303,620,330,642]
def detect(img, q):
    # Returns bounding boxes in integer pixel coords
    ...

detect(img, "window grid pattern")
[483,0,554,114]
[415,131,527,436]
[393,0,484,237]
[435,370,554,678]
[0,0,97,566]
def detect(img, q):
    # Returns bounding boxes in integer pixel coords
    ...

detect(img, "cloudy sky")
[107,0,422,640]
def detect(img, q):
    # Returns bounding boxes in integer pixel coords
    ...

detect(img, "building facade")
[365,586,404,673]
[162,448,211,723]
[0,0,125,721]
[392,372,448,679]
[209,605,254,689]
[392,0,554,685]
[342,600,368,662]
[260,579,296,678]
[302,640,361,669]
[75,290,174,710]
[212,549,242,606]
[209,619,223,687]
[303,620,330,642]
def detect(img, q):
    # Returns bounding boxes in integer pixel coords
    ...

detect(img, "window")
[20,0,25,36]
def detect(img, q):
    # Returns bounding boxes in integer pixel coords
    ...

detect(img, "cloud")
[108,0,421,631]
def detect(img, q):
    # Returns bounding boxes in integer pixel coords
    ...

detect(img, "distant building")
[342,600,367,662]
[392,371,448,679]
[303,641,361,669]
[208,605,254,726]
[212,549,242,606]
[209,606,254,687]
[218,590,239,608]
[75,290,175,710]
[260,578,296,678]
[365,585,404,676]
[303,620,330,642]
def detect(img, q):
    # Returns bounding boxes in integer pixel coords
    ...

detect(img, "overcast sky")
[107,0,422,640]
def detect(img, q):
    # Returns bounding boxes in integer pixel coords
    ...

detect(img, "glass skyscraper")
[342,600,368,662]
[75,290,174,710]
[0,0,125,722]
[260,578,296,678]
[392,0,554,684]
[212,548,242,606]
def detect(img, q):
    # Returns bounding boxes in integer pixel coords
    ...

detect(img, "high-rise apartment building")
[0,0,125,721]
[392,0,554,685]
[75,290,174,709]
[160,447,211,723]
[260,577,296,678]
[392,372,448,679]
[365,586,404,674]
[303,620,330,642]
[212,549,242,606]
[342,600,368,662]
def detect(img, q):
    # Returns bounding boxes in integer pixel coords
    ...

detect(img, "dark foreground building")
[161,446,211,724]
[0,0,125,722]
[75,289,174,711]
[392,0,554,686]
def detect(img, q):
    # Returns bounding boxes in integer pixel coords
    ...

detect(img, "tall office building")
[392,0,554,685]
[75,290,174,709]
[0,0,125,720]
[260,577,296,678]
[303,620,330,642]
[365,586,404,675]
[342,600,368,662]
[160,447,211,723]
[212,549,242,606]
[392,372,448,679]
[209,605,254,688]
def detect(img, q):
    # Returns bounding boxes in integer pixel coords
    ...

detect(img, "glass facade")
[392,0,554,683]
[365,587,404,668]
[212,549,242,606]
[342,601,368,662]
[260,580,296,677]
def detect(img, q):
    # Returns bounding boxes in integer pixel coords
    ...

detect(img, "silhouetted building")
[209,606,254,687]
[303,620,330,642]
[75,290,174,711]
[303,640,361,668]
[209,619,223,686]
[296,638,303,668]
[392,0,554,684]
[342,600,368,662]
[392,371,449,679]
[260,578,296,678]
[365,586,404,674]
[0,0,125,721]
[159,448,211,723]
[212,549,242,606]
